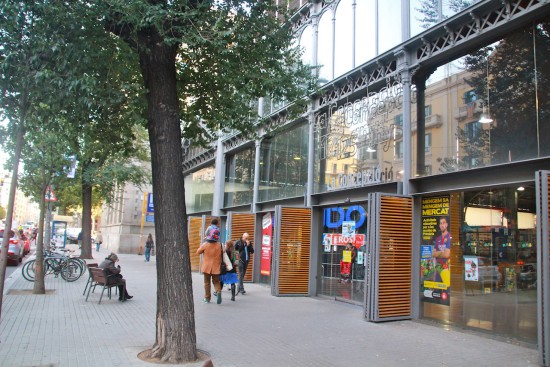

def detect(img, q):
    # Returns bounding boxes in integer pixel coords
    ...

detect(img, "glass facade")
[224,148,255,208]
[181,1,550,349]
[258,124,308,202]
[421,186,537,343]
[185,165,215,214]
[313,82,404,194]
[299,25,313,66]
[411,19,550,176]
[317,9,333,84]
[317,0,402,84]
[410,0,482,37]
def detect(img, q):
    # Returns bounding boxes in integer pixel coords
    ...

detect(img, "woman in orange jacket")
[197,227,223,304]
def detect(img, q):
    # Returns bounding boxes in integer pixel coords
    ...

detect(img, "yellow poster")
[420,195,451,306]
[342,250,352,263]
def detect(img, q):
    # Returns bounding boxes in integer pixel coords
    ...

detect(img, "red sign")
[324,233,364,248]
[45,186,57,202]
[260,213,273,276]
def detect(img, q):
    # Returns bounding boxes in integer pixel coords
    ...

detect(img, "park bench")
[85,267,125,304]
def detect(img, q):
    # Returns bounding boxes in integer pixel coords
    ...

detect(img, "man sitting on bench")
[98,253,133,301]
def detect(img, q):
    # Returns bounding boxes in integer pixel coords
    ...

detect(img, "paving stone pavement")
[0,247,540,367]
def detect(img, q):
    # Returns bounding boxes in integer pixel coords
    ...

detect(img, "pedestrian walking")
[95,230,103,252]
[98,253,133,301]
[235,232,254,295]
[145,233,154,262]
[220,240,239,301]
[197,227,224,304]
[206,218,219,235]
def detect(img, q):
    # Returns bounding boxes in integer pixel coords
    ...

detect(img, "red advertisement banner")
[323,233,364,248]
[260,213,273,276]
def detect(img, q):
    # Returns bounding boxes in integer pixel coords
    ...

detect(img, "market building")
[182,1,550,364]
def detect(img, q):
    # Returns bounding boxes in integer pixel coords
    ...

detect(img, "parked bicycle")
[49,241,87,271]
[22,248,85,282]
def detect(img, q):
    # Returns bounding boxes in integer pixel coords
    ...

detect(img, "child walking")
[220,240,239,301]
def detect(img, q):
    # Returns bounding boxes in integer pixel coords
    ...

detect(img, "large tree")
[3,0,313,362]
[95,0,314,363]
[18,109,74,294]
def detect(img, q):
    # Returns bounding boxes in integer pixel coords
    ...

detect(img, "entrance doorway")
[319,203,367,304]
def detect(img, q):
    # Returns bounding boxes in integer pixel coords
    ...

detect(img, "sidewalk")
[0,247,539,367]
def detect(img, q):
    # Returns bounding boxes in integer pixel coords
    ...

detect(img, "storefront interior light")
[293,155,301,160]
[517,186,525,191]
[479,57,493,124]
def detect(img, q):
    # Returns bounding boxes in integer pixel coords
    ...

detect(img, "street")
[3,244,34,286]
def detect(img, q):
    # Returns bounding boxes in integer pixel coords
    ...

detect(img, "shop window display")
[422,187,538,343]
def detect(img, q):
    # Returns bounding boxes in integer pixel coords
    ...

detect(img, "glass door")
[319,204,368,304]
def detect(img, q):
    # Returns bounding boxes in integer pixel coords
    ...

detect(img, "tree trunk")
[0,109,26,317]
[33,184,47,294]
[80,169,93,259]
[138,36,197,363]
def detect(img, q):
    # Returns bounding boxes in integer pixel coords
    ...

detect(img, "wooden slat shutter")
[366,193,413,321]
[188,216,205,272]
[229,213,255,282]
[272,207,311,296]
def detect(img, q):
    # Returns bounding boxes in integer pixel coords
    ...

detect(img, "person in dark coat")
[144,233,154,262]
[234,232,254,295]
[98,253,133,301]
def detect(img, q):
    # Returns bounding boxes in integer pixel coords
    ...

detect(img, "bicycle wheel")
[61,259,83,282]
[45,258,61,276]
[70,257,86,275]
[22,260,36,281]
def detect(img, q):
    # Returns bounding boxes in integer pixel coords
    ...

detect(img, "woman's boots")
[231,284,236,301]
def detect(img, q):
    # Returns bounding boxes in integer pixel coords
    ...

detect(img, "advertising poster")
[323,233,332,252]
[420,195,451,306]
[147,193,154,212]
[357,251,364,264]
[464,257,478,281]
[260,213,273,276]
[322,233,364,248]
[342,250,352,263]
[342,221,356,240]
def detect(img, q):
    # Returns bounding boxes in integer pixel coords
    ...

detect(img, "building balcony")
[455,101,483,121]
[410,114,443,133]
